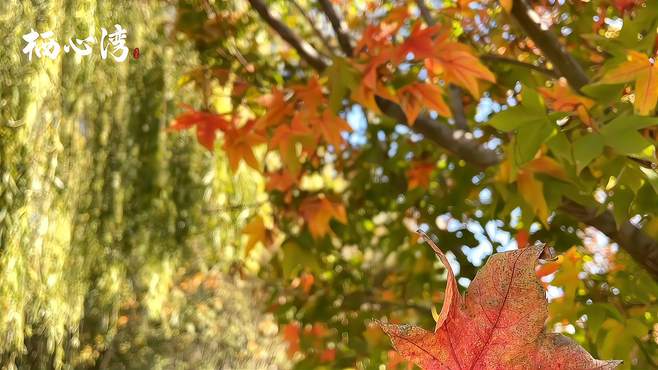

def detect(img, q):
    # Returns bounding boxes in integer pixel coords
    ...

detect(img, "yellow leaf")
[525,156,569,182]
[500,0,513,12]
[242,215,267,256]
[634,62,658,116]
[517,170,549,227]
[600,50,658,115]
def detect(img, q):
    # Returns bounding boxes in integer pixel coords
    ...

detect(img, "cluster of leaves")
[169,0,658,368]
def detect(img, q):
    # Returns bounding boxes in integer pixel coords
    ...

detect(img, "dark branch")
[248,0,329,71]
[375,96,502,168]
[290,0,337,58]
[510,0,589,90]
[560,199,658,280]
[448,86,469,131]
[416,0,436,26]
[480,54,558,77]
[317,0,353,57]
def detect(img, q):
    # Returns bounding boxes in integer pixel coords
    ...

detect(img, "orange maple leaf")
[398,82,452,124]
[168,105,230,150]
[407,161,436,190]
[516,229,530,248]
[293,75,325,113]
[536,258,562,278]
[393,22,441,63]
[599,50,658,115]
[255,88,293,130]
[524,155,569,182]
[354,6,407,55]
[380,240,621,370]
[269,113,317,176]
[222,118,265,172]
[299,195,347,239]
[539,82,594,126]
[283,322,301,358]
[425,35,496,98]
[314,110,353,149]
[266,169,297,192]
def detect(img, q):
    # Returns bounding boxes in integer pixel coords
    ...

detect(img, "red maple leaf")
[168,104,230,150]
[222,118,265,172]
[379,237,621,370]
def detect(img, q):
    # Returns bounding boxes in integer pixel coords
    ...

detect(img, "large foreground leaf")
[380,239,621,370]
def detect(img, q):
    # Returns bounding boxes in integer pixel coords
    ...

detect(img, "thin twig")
[510,0,589,90]
[480,54,558,77]
[317,0,353,57]
[416,0,435,26]
[248,0,329,71]
[289,0,337,58]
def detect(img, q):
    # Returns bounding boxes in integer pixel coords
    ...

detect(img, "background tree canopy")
[1,0,658,369]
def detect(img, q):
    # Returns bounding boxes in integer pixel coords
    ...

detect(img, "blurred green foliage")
[0,1,284,369]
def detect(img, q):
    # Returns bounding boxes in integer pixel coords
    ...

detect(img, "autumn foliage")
[169,0,658,368]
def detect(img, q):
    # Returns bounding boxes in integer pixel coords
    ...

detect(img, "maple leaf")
[299,195,347,239]
[266,169,297,192]
[539,82,594,126]
[380,238,622,370]
[398,82,452,124]
[517,170,550,227]
[168,105,230,150]
[599,50,658,115]
[222,118,266,172]
[242,215,268,256]
[524,155,569,182]
[283,322,301,358]
[269,113,317,176]
[255,88,293,130]
[425,36,496,98]
[407,161,436,190]
[516,229,529,248]
[354,6,407,55]
[293,75,325,113]
[314,110,353,149]
[393,22,441,63]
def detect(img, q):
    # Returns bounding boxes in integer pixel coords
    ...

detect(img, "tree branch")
[510,0,589,90]
[317,0,353,57]
[289,0,337,58]
[560,199,658,280]
[416,0,436,26]
[480,54,558,77]
[448,86,469,131]
[248,0,329,71]
[375,96,502,168]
